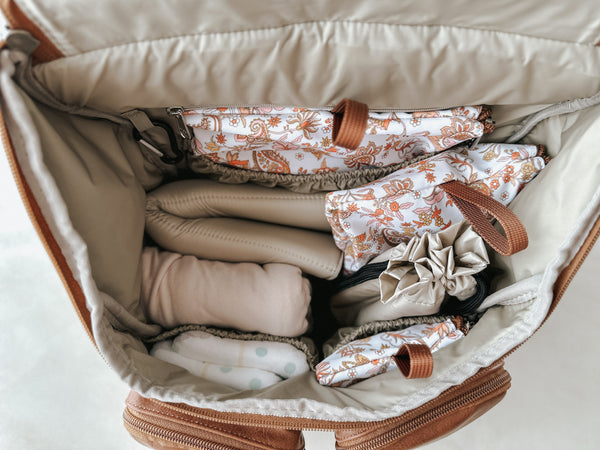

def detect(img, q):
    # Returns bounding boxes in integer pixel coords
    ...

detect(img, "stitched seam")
[143,324,320,368]
[155,193,327,209]
[190,152,429,185]
[498,290,537,305]
[146,211,338,274]
[134,403,277,447]
[35,20,599,63]
[152,191,327,228]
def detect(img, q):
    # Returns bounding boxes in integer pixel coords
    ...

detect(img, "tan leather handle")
[440,181,528,256]
[393,343,434,379]
[332,98,369,150]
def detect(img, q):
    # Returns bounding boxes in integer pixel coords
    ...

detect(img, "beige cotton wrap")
[140,248,311,337]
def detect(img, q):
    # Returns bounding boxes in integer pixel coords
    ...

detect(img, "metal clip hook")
[133,119,184,165]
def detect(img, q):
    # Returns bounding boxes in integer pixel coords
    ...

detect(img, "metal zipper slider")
[167,107,193,141]
[167,106,194,154]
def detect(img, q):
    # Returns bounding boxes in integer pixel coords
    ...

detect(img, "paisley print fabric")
[326,143,546,273]
[315,318,465,387]
[184,105,488,174]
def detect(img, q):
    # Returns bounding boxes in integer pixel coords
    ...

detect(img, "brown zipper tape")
[0,109,95,345]
[0,0,63,64]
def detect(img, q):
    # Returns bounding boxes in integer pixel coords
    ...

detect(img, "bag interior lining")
[16,0,600,55]
[2,30,600,420]
[31,23,600,113]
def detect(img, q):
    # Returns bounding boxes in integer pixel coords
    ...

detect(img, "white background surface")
[1,134,599,449]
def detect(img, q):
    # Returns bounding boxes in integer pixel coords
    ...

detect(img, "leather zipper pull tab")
[331,98,369,150]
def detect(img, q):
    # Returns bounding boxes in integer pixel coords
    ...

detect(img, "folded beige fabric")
[145,179,343,279]
[140,247,311,337]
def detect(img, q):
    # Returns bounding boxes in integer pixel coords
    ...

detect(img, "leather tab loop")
[393,343,434,379]
[440,181,528,256]
[332,98,369,150]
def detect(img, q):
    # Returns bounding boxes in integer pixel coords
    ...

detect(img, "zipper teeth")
[502,216,600,361]
[123,408,232,450]
[143,362,504,431]
[0,112,112,367]
[550,228,600,312]
[176,104,459,113]
[346,371,511,450]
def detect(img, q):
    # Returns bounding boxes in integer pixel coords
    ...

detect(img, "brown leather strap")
[440,181,528,256]
[393,343,434,379]
[332,98,369,150]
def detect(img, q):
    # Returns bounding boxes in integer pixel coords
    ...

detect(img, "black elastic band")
[439,271,490,316]
[332,261,389,294]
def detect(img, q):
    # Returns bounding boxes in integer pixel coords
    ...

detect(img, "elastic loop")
[440,181,528,256]
[393,343,434,379]
[331,98,369,150]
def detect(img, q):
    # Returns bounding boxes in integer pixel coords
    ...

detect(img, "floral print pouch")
[326,143,547,273]
[183,105,492,175]
[316,318,466,387]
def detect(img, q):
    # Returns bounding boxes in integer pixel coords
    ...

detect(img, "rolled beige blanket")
[145,179,343,279]
[140,247,311,337]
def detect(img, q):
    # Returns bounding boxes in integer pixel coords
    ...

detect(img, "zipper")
[166,102,491,164]
[501,212,600,361]
[125,361,507,433]
[122,362,509,450]
[0,109,112,369]
[337,365,511,450]
[174,103,456,113]
[167,106,193,140]
[123,408,231,450]
[167,106,194,155]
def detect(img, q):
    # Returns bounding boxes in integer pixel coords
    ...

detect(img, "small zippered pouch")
[316,317,467,387]
[180,103,492,174]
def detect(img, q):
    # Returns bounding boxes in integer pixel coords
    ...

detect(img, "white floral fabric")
[316,318,465,387]
[326,143,546,273]
[184,106,487,174]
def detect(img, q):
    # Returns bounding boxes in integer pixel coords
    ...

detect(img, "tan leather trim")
[332,98,369,150]
[379,393,507,450]
[503,212,600,361]
[0,109,95,345]
[124,392,305,450]
[0,0,63,63]
[124,360,509,433]
[550,213,600,320]
[334,361,510,449]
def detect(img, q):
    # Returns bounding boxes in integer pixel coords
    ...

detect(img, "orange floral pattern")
[315,319,464,387]
[184,106,487,174]
[326,143,546,273]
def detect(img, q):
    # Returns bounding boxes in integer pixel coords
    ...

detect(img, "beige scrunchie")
[356,221,489,324]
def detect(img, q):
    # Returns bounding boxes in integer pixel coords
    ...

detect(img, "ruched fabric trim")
[322,314,460,357]
[187,153,436,193]
[144,324,320,370]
